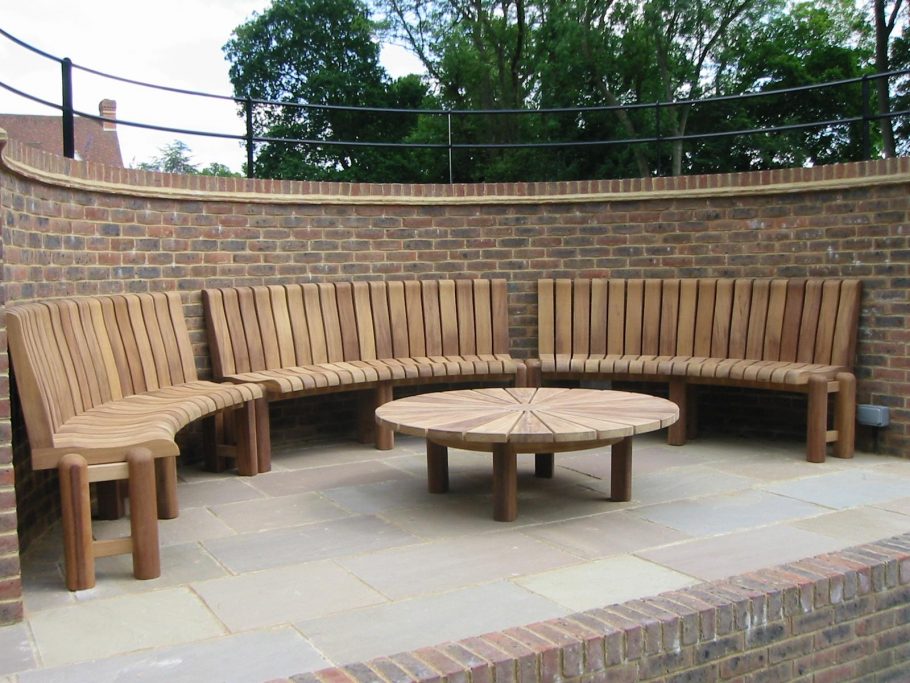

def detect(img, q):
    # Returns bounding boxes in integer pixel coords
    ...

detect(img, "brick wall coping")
[3,128,909,206]
[277,533,910,682]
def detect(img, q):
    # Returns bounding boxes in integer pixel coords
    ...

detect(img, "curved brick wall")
[1,129,908,663]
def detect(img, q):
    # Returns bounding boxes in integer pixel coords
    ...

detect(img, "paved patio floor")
[3,431,910,682]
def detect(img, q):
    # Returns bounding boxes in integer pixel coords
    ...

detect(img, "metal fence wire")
[1,26,907,182]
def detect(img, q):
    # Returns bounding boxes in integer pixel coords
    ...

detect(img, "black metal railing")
[1,26,907,182]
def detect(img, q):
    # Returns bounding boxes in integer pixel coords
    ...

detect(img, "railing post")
[655,100,662,177]
[244,97,255,178]
[61,57,75,159]
[861,75,871,160]
[447,112,454,184]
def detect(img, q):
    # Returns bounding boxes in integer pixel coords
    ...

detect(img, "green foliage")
[223,0,900,182]
[135,141,242,177]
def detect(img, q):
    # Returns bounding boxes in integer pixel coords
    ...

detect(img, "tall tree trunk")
[874,0,898,157]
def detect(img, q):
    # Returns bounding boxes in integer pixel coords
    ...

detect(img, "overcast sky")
[0,0,423,172]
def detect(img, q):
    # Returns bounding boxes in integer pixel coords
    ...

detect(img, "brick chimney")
[99,99,117,131]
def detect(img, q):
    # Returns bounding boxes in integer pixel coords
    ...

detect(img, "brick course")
[1,133,908,649]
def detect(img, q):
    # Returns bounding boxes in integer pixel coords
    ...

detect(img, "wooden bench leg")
[493,444,518,522]
[524,359,542,388]
[427,441,449,493]
[155,456,179,520]
[59,454,94,591]
[204,413,227,473]
[375,384,395,451]
[833,372,856,459]
[807,375,828,463]
[611,437,633,502]
[667,379,688,446]
[535,453,554,478]
[254,397,272,473]
[234,400,259,476]
[127,448,160,581]
[686,384,699,440]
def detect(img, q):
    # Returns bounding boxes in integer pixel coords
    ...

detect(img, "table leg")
[535,453,554,478]
[426,441,449,493]
[610,437,632,502]
[493,443,518,522]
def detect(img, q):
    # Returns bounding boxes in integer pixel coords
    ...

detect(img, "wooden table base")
[425,437,633,522]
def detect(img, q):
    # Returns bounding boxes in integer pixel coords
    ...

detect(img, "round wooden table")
[375,387,679,521]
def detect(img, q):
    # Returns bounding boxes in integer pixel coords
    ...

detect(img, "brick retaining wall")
[1,129,908,632]
[282,534,910,683]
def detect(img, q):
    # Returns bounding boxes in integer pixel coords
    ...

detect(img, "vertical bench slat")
[6,307,58,446]
[659,279,680,357]
[38,305,79,427]
[254,287,281,371]
[607,280,627,355]
[79,299,118,403]
[831,280,862,367]
[74,299,111,407]
[421,281,443,356]
[55,301,96,412]
[728,279,753,359]
[150,293,189,384]
[797,280,823,363]
[202,290,234,377]
[538,279,555,356]
[779,279,806,362]
[98,299,128,400]
[386,281,410,358]
[267,286,297,368]
[642,279,662,356]
[317,284,345,363]
[710,279,734,358]
[236,288,266,373]
[123,297,160,392]
[138,294,176,388]
[334,282,361,362]
[438,280,459,356]
[490,279,510,356]
[745,280,770,360]
[370,282,395,360]
[693,280,716,358]
[353,282,378,361]
[473,280,493,355]
[286,285,314,365]
[763,280,789,361]
[624,280,644,355]
[456,280,477,355]
[572,279,591,358]
[301,284,326,363]
[111,296,146,391]
[404,281,426,357]
[813,280,842,365]
[589,279,608,356]
[220,288,251,374]
[554,279,573,356]
[69,300,108,408]
[676,280,698,356]
[165,292,199,384]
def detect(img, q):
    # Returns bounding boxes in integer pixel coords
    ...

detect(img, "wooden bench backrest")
[538,278,862,367]
[6,292,198,449]
[203,279,511,376]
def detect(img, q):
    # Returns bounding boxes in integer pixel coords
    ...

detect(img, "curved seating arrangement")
[8,277,864,589]
[534,278,862,462]
[202,278,527,465]
[6,293,266,590]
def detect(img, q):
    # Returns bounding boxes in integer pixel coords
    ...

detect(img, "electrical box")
[857,404,890,428]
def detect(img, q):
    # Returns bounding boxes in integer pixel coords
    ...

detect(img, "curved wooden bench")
[7,293,267,590]
[535,278,862,462]
[203,279,527,465]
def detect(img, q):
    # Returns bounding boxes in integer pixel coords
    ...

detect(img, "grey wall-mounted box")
[857,404,890,428]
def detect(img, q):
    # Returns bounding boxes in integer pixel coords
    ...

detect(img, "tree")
[135,141,242,177]
[225,0,430,181]
[136,140,198,174]
[873,0,905,156]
